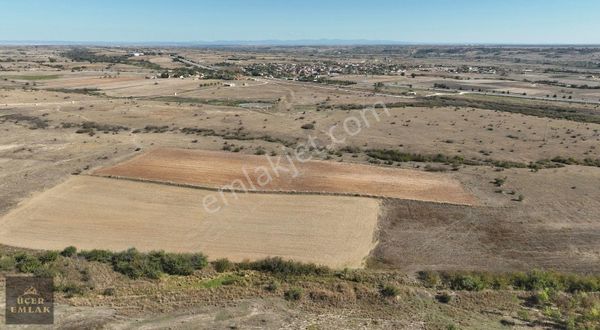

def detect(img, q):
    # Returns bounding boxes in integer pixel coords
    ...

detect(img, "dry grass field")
[0,175,380,268]
[94,148,477,205]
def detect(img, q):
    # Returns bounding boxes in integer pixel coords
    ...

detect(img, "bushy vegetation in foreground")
[79,248,208,278]
[0,247,208,279]
[418,270,600,293]
[237,257,331,277]
[3,247,599,294]
[2,248,332,280]
[1,248,599,328]
[420,270,600,328]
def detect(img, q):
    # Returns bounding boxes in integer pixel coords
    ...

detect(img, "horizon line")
[1,39,600,47]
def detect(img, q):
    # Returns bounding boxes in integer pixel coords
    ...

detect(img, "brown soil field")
[94,148,477,205]
[376,165,600,274]
[0,176,380,268]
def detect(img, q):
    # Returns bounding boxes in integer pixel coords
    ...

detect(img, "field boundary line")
[86,174,477,207]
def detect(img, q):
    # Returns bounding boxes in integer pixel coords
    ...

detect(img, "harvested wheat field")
[94,148,477,205]
[0,176,379,268]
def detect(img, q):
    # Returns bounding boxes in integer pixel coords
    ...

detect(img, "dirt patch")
[94,148,477,205]
[0,176,380,268]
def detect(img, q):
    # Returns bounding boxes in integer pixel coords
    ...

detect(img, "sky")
[0,0,599,44]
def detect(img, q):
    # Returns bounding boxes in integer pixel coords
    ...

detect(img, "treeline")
[413,96,600,124]
[531,80,600,90]
[62,48,162,70]
[298,76,357,86]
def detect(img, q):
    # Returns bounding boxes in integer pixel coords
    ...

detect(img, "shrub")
[265,279,280,292]
[241,257,330,277]
[517,309,531,322]
[335,268,367,283]
[284,287,303,301]
[110,249,207,278]
[102,288,116,296]
[58,282,85,298]
[445,273,485,291]
[213,258,233,273]
[515,270,561,291]
[490,274,511,290]
[0,255,16,271]
[158,253,202,276]
[380,284,400,297]
[493,177,506,187]
[367,149,465,166]
[38,251,59,263]
[79,249,114,263]
[428,270,600,293]
[563,275,599,293]
[15,253,43,273]
[418,270,441,288]
[436,292,453,303]
[61,246,77,257]
[190,253,208,270]
[530,289,551,306]
[33,265,58,278]
[112,248,162,279]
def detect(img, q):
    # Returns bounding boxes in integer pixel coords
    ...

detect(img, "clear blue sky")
[1,0,599,44]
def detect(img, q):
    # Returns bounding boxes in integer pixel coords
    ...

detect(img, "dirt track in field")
[94,148,477,205]
[0,176,380,268]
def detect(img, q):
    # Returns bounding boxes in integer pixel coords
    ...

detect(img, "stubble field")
[94,148,477,205]
[0,175,380,268]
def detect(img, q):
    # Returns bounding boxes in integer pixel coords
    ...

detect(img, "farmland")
[1,45,600,328]
[0,176,380,268]
[94,148,477,205]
